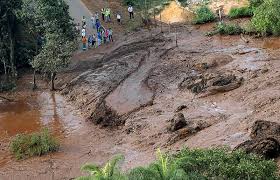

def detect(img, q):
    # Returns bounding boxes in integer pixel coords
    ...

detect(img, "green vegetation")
[228,7,253,19]
[210,22,243,36]
[193,6,216,24]
[10,129,59,160]
[0,0,77,91]
[249,0,264,9]
[76,148,278,180]
[251,0,280,36]
[76,155,125,180]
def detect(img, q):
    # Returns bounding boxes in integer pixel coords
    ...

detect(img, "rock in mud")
[250,120,280,140]
[179,73,243,95]
[235,137,280,159]
[169,113,187,132]
[175,105,188,112]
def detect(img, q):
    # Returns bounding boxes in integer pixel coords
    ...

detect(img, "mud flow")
[0,92,83,139]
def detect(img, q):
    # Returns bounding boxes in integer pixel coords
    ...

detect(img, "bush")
[207,22,243,36]
[251,0,280,36]
[249,0,264,9]
[228,7,253,19]
[10,129,59,159]
[193,6,216,24]
[77,148,279,180]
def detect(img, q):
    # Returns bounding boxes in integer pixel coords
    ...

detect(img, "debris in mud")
[235,137,280,159]
[175,105,188,112]
[250,120,280,140]
[235,120,280,159]
[168,113,188,132]
[166,120,211,146]
[179,73,243,95]
[88,102,123,127]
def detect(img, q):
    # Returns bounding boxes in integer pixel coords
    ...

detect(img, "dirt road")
[65,0,94,35]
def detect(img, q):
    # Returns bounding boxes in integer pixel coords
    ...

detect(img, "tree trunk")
[50,72,56,91]
[8,16,16,78]
[33,70,37,90]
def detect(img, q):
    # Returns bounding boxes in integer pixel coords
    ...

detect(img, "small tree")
[31,33,75,90]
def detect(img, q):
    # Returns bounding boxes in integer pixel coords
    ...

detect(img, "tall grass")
[228,7,253,19]
[10,128,59,159]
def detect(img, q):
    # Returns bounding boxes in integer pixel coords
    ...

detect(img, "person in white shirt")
[116,13,121,24]
[128,5,134,19]
[81,28,86,37]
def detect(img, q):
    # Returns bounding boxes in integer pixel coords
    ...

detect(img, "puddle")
[263,38,280,49]
[0,92,83,139]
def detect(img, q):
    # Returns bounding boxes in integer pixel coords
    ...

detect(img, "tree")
[31,33,76,91]
[23,0,77,90]
[0,0,22,77]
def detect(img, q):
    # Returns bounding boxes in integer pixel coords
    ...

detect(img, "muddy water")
[0,92,83,139]
[0,91,84,169]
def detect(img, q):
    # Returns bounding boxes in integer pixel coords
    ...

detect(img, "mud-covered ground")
[2,20,280,179]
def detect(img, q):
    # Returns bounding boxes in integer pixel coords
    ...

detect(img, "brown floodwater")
[263,38,280,49]
[0,92,83,139]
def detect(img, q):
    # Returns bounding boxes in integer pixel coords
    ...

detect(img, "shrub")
[228,7,253,19]
[207,22,243,36]
[76,155,125,180]
[10,129,59,159]
[77,148,279,180]
[251,0,280,36]
[193,6,216,24]
[249,0,264,9]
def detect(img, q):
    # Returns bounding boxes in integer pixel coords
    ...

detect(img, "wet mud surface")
[2,22,280,179]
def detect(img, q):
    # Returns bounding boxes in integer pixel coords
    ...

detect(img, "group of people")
[78,4,135,51]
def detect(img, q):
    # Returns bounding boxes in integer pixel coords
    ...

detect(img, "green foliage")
[175,148,278,180]
[10,128,59,160]
[251,0,280,36]
[31,33,75,74]
[77,148,279,180]
[249,0,264,9]
[76,155,125,180]
[228,7,253,19]
[207,22,243,36]
[177,0,190,7]
[193,6,216,24]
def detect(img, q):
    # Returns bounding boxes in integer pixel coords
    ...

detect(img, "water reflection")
[0,92,82,138]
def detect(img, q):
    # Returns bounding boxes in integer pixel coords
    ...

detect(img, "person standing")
[101,8,105,21]
[82,36,87,51]
[116,13,121,24]
[92,34,96,48]
[108,8,111,22]
[91,15,96,29]
[97,31,102,46]
[82,16,86,26]
[128,5,134,19]
[88,35,93,48]
[108,28,113,42]
[81,28,86,37]
[95,12,99,22]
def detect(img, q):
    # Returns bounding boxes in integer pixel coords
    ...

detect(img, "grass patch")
[10,128,59,159]
[206,22,243,36]
[193,6,216,24]
[76,148,279,180]
[228,7,253,19]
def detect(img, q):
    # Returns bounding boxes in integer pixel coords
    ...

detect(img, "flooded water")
[263,38,280,49]
[0,92,83,139]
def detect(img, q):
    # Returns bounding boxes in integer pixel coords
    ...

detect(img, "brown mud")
[2,1,280,179]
